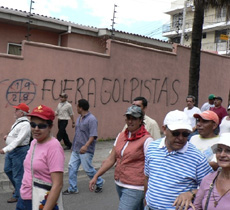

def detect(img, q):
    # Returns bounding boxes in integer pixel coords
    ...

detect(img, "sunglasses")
[214,147,230,155]
[170,130,190,138]
[30,122,49,129]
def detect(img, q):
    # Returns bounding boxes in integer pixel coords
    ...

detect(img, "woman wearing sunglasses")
[89,105,153,210]
[188,133,230,210]
[16,105,65,210]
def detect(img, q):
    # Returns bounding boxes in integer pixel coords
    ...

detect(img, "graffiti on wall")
[6,79,36,105]
[2,77,180,107]
[42,77,180,107]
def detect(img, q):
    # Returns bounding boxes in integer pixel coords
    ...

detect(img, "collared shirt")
[145,137,213,210]
[55,101,74,120]
[72,112,98,154]
[3,116,31,153]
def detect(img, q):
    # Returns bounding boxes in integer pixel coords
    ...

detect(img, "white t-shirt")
[190,134,219,162]
[220,116,230,134]
[184,106,201,128]
[200,102,214,112]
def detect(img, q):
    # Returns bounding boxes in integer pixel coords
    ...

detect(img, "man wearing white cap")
[144,110,213,210]
[0,103,31,203]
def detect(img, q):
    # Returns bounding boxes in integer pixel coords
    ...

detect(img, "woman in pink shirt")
[189,133,230,210]
[16,105,65,210]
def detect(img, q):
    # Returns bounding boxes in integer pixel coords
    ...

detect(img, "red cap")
[28,105,55,121]
[13,103,29,113]
[193,110,219,125]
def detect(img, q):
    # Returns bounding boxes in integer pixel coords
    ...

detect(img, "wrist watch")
[190,190,196,200]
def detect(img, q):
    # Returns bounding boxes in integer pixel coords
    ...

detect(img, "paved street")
[0,168,119,210]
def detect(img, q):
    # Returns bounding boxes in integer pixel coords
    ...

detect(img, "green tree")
[188,0,230,106]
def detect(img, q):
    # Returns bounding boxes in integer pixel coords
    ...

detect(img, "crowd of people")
[1,93,230,210]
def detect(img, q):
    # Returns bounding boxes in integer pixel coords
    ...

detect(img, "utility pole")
[111,4,117,39]
[26,0,35,41]
[180,0,187,45]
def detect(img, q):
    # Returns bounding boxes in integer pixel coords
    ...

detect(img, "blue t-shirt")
[72,112,98,154]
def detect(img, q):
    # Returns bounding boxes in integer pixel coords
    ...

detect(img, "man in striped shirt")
[144,110,213,210]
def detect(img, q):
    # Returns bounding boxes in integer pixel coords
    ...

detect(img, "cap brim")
[28,113,50,120]
[211,134,230,152]
[167,123,192,132]
[125,113,141,118]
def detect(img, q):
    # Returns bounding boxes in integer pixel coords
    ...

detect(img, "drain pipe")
[58,25,72,46]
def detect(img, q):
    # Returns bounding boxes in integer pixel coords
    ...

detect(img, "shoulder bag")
[31,143,64,210]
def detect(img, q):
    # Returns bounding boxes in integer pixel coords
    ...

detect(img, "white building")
[162,0,230,55]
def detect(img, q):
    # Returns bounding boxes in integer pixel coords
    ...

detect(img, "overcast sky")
[0,0,174,40]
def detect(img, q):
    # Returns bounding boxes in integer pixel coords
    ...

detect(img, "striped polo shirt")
[145,137,213,210]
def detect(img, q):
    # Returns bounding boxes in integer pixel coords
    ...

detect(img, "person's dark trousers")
[4,145,29,199]
[57,120,72,148]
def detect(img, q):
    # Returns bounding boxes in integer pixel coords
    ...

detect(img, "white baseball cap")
[163,110,192,132]
[212,133,230,152]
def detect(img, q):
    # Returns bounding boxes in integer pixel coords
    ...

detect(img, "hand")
[89,177,97,192]
[173,191,194,210]
[0,149,5,154]
[80,145,88,154]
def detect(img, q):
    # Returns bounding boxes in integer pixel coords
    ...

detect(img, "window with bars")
[7,43,22,55]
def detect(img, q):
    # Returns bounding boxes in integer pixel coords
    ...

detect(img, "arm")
[70,115,75,128]
[43,172,63,210]
[80,136,95,154]
[89,146,116,191]
[144,176,149,206]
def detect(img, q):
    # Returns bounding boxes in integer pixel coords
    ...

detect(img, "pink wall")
[66,33,107,53]
[0,22,59,52]
[0,40,230,148]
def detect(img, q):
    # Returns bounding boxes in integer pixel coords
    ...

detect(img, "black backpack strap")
[11,120,30,131]
[204,171,220,210]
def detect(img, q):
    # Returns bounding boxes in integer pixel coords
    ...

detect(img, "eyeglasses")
[30,122,49,129]
[214,147,230,155]
[170,130,190,138]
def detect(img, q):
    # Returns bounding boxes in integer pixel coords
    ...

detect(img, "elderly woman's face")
[216,144,230,168]
[125,115,142,133]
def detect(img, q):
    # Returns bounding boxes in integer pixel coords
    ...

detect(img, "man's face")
[186,98,195,110]
[209,99,214,105]
[77,105,82,115]
[214,99,222,107]
[163,126,190,152]
[60,96,67,102]
[132,100,146,113]
[14,109,23,119]
[196,118,217,138]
